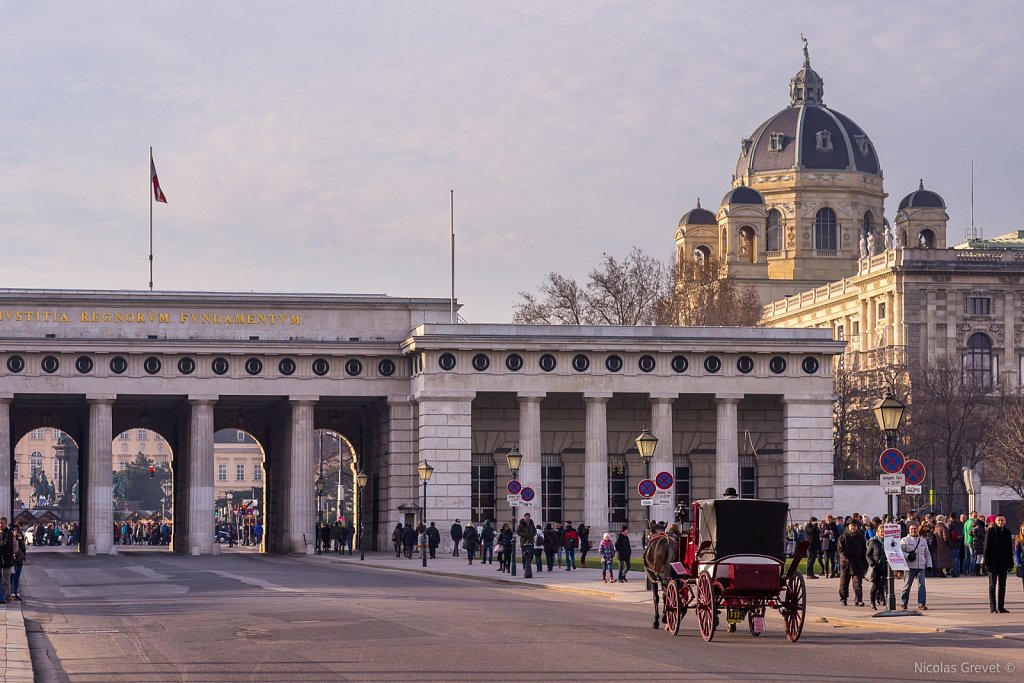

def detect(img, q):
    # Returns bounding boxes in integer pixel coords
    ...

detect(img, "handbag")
[494,544,503,554]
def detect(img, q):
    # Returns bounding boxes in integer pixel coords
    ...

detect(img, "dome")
[678,199,717,227]
[898,180,945,210]
[721,185,764,205]
[734,49,881,179]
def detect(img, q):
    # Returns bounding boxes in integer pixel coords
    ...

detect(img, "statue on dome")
[893,224,905,248]
[858,234,867,259]
[866,232,876,256]
[801,34,809,63]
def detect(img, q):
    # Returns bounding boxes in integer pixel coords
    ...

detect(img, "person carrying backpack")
[563,521,579,571]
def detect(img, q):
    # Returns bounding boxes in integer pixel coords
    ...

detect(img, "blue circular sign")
[507,480,522,495]
[656,471,674,490]
[638,479,656,498]
[879,448,905,474]
[520,487,535,502]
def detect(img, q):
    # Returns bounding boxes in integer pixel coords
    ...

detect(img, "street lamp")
[418,460,434,567]
[356,469,368,561]
[506,446,523,577]
[635,426,658,589]
[314,475,326,555]
[872,391,906,616]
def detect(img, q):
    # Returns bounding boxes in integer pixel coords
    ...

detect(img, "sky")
[2,2,1023,323]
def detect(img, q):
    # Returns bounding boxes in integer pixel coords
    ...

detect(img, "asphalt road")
[19,551,1024,682]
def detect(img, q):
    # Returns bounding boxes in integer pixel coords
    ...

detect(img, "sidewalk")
[329,550,1024,640]
[0,600,33,683]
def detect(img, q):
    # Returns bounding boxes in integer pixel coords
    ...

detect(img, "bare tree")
[659,254,762,326]
[985,399,1024,499]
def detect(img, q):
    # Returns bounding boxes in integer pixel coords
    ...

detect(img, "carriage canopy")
[697,498,789,562]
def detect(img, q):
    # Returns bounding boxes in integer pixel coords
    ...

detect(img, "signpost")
[875,449,926,617]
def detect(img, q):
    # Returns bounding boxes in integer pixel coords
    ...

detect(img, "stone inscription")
[0,310,302,326]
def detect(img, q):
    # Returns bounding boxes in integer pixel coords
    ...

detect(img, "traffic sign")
[641,499,654,506]
[904,485,923,494]
[638,479,657,498]
[521,487,535,502]
[507,494,521,506]
[880,473,905,488]
[902,460,926,486]
[879,448,905,474]
[507,480,522,495]
[883,485,903,494]
[655,471,674,490]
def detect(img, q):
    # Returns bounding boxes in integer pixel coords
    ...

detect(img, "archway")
[212,428,267,551]
[313,429,359,553]
[13,427,79,548]
[111,427,173,548]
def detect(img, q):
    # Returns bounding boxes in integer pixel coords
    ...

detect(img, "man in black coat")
[804,518,821,579]
[984,514,1014,613]
[837,520,868,606]
[0,517,14,604]
[614,526,632,582]
[450,519,463,557]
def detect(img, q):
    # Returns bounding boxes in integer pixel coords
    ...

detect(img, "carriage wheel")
[747,610,762,637]
[696,574,717,642]
[665,580,683,635]
[783,573,807,643]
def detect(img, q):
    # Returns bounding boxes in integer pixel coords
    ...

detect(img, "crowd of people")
[0,517,28,605]
[315,520,355,554]
[116,520,171,546]
[25,521,79,547]
[793,511,1024,614]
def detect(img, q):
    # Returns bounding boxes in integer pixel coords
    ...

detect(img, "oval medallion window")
[703,356,722,374]
[605,354,623,372]
[345,359,363,376]
[471,354,490,372]
[802,356,820,374]
[110,356,129,375]
[638,355,656,373]
[438,353,456,371]
[177,357,196,375]
[572,354,590,372]
[737,356,754,374]
[41,355,60,374]
[245,358,263,376]
[505,353,523,372]
[143,357,162,375]
[312,358,330,376]
[769,356,787,374]
[671,355,688,373]
[278,358,296,376]
[378,358,396,377]
[539,354,557,372]
[75,356,93,374]
[6,355,25,373]
[211,357,230,376]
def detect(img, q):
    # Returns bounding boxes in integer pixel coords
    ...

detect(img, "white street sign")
[883,485,903,494]
[641,499,654,506]
[904,485,922,494]
[507,494,521,506]
[654,492,672,503]
[880,473,905,487]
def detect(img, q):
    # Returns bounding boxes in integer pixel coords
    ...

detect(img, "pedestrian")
[515,513,534,573]
[450,519,463,557]
[837,519,867,606]
[865,521,888,610]
[319,522,331,554]
[932,516,954,577]
[542,523,558,571]
[599,533,616,583]
[463,522,479,564]
[496,523,513,573]
[983,514,1014,613]
[615,525,632,582]
[554,522,565,568]
[332,521,343,554]
[820,518,836,578]
[392,523,403,558]
[480,520,495,564]
[970,514,986,576]
[534,524,543,572]
[0,517,13,604]
[804,517,821,579]
[9,522,26,602]
[402,523,416,559]
[578,523,591,568]
[949,513,964,577]
[899,523,931,610]
[563,521,579,571]
[1014,522,1024,594]
[427,522,440,559]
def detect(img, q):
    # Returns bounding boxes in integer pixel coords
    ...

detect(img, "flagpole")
[149,146,154,291]
[450,189,455,323]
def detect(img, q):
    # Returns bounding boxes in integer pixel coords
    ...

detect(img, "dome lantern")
[790,35,824,106]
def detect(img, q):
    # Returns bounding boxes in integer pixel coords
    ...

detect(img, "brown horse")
[642,532,674,629]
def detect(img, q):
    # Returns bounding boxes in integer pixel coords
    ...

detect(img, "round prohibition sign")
[656,471,674,490]
[879,448,905,474]
[638,479,657,498]
[902,460,926,486]
[506,480,522,495]
[520,487,535,502]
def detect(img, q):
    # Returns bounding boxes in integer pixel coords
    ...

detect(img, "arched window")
[862,211,874,241]
[766,209,782,253]
[693,245,711,264]
[919,229,935,249]
[738,226,756,263]
[814,208,838,252]
[965,332,993,388]
[30,450,43,472]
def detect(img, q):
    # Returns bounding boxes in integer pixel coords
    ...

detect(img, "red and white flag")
[151,155,167,203]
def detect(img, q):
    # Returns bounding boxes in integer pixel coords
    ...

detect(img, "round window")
[737,356,754,374]
[472,354,490,371]
[539,354,557,372]
[638,355,656,373]
[245,358,263,376]
[6,355,25,373]
[378,359,396,377]
[345,359,363,376]
[572,354,590,372]
[76,356,94,374]
[312,358,330,376]
[605,355,623,372]
[110,356,129,374]
[41,355,60,374]
[505,353,523,372]
[671,355,688,373]
[703,356,722,374]
[769,356,787,374]
[211,357,230,376]
[438,353,457,371]
[802,356,820,374]
[278,358,296,376]
[178,357,196,375]
[144,357,162,375]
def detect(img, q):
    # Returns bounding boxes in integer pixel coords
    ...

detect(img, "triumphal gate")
[0,289,841,555]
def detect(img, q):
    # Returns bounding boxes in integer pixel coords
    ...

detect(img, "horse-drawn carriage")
[643,497,809,642]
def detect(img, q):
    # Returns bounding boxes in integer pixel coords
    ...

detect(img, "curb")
[820,614,1024,641]
[2,600,34,683]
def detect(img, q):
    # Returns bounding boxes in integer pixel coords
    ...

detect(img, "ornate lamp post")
[417,460,434,567]
[872,391,906,616]
[314,475,326,554]
[635,426,658,589]
[356,470,368,561]
[506,446,522,577]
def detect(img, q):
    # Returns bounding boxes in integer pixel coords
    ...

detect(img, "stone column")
[386,396,416,532]
[715,394,742,497]
[782,396,834,523]
[85,395,115,556]
[584,393,611,534]
[517,393,544,495]
[0,396,11,520]
[415,394,474,529]
[187,397,216,555]
[649,394,676,524]
[284,398,317,554]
